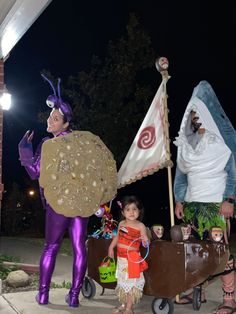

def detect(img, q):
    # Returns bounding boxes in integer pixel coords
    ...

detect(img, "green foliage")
[0,254,20,279]
[30,273,39,286]
[0,252,71,291]
[50,280,72,289]
[183,202,226,239]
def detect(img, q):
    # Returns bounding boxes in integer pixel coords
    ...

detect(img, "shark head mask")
[175,80,236,157]
[174,80,235,203]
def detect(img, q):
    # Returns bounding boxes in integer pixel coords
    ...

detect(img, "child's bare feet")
[112,304,126,313]
[123,308,134,314]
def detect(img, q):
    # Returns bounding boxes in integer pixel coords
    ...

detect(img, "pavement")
[0,236,231,313]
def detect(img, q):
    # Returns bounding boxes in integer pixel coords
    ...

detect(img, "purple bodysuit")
[19,130,88,307]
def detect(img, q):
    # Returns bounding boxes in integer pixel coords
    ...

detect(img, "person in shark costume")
[174,80,236,314]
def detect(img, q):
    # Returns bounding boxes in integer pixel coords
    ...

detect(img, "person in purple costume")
[18,74,88,308]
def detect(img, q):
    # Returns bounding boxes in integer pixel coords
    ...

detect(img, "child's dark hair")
[118,195,144,221]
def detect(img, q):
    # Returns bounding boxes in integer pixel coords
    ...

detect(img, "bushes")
[0,254,20,280]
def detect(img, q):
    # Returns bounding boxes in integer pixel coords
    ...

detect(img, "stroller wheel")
[152,298,174,314]
[192,286,202,311]
[81,276,96,298]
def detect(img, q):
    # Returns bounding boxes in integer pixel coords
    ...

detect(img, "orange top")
[117,226,141,250]
[117,226,148,279]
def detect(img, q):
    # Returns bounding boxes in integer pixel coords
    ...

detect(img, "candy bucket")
[98,256,117,283]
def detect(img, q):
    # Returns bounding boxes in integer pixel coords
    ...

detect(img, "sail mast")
[156,57,175,227]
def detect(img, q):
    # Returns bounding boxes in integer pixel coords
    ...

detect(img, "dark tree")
[1,182,27,234]
[65,13,157,166]
[2,181,44,236]
[39,14,157,166]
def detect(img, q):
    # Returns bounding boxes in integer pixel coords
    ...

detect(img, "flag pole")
[155,57,175,227]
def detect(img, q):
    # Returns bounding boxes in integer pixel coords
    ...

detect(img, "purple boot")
[35,285,49,305]
[65,216,88,307]
[65,292,79,307]
[36,243,60,305]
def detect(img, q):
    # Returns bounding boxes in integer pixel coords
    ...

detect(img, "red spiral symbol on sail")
[137,126,156,149]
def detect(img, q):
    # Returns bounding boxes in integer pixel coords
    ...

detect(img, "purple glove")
[18,130,34,166]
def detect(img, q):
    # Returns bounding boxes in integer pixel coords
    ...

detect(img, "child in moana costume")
[18,75,117,307]
[108,195,149,314]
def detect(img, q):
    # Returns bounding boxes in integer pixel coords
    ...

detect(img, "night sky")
[2,0,236,227]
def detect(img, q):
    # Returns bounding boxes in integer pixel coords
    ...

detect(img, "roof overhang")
[0,0,52,60]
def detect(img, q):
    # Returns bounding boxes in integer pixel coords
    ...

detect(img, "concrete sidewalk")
[0,278,225,314]
[0,237,231,313]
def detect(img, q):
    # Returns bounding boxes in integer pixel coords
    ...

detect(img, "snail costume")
[174,80,236,313]
[18,74,117,307]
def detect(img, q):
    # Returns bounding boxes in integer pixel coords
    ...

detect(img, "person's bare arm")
[108,223,120,258]
[175,202,184,219]
[220,198,235,219]
[140,223,149,247]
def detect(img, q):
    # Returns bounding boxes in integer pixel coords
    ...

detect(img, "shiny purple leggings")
[38,206,88,305]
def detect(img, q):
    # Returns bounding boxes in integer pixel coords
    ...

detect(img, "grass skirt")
[115,257,144,304]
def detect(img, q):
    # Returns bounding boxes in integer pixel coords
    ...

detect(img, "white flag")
[118,81,172,188]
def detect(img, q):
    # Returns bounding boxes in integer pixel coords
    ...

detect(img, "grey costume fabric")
[174,80,236,201]
[191,80,236,160]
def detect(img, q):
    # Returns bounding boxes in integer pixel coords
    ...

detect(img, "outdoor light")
[0,86,11,110]
[28,189,35,196]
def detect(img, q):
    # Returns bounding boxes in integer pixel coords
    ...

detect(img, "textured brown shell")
[39,131,117,217]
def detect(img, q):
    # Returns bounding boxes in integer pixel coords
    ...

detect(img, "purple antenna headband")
[41,74,73,122]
